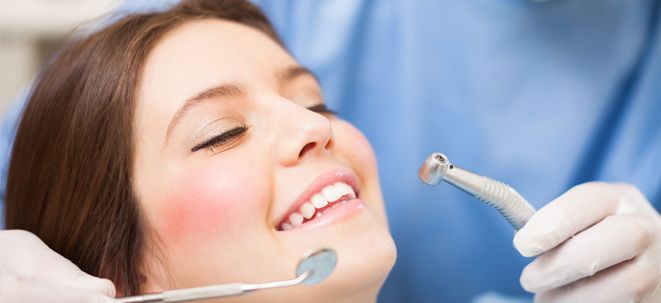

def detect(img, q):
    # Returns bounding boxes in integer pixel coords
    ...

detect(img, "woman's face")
[132,19,396,302]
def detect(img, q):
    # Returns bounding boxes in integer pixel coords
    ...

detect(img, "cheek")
[152,161,268,242]
[333,120,378,173]
[333,119,389,224]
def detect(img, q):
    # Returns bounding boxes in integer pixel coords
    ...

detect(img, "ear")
[105,268,168,297]
[99,263,156,297]
[140,271,169,294]
[138,255,171,294]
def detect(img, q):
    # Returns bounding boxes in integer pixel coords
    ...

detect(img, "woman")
[4,0,396,301]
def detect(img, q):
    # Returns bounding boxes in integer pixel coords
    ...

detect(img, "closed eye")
[307,103,336,116]
[191,126,248,152]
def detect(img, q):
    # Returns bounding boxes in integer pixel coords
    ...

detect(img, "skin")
[132,19,396,302]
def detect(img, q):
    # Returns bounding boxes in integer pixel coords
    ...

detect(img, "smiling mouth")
[277,181,358,231]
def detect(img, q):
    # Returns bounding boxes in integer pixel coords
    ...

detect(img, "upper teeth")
[280,181,356,231]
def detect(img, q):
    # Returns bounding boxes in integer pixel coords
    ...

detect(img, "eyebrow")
[165,84,246,142]
[164,65,320,144]
[278,65,319,84]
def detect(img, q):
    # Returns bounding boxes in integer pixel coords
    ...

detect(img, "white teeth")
[321,185,342,202]
[280,181,357,231]
[300,202,315,219]
[311,193,328,208]
[335,182,355,197]
[281,222,294,231]
[289,213,304,226]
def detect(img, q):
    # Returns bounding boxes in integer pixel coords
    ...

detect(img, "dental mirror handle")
[116,271,310,303]
[419,153,536,230]
[116,283,249,303]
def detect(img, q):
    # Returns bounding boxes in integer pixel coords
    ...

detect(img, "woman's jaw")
[267,171,396,303]
[140,166,396,303]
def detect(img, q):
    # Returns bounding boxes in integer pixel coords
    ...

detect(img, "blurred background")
[0,0,120,117]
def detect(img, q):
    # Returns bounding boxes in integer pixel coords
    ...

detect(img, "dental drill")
[117,248,337,303]
[419,153,536,230]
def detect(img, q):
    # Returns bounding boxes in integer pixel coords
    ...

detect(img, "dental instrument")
[117,248,337,303]
[419,152,536,230]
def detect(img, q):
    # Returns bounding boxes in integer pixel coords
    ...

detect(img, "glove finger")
[521,214,654,292]
[57,270,117,298]
[534,255,660,303]
[0,230,116,296]
[514,182,620,257]
[0,274,116,303]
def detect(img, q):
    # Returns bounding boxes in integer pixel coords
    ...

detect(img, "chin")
[251,231,396,303]
[306,210,397,303]
[267,202,396,303]
[332,234,397,302]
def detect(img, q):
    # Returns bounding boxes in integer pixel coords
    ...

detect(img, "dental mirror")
[117,248,337,303]
[296,248,337,285]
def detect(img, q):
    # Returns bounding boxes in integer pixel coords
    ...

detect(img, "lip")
[274,168,360,229]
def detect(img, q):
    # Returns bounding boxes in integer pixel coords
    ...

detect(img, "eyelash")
[191,103,335,153]
[307,103,336,116]
[191,126,248,152]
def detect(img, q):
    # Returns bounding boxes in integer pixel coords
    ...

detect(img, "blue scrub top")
[2,1,660,302]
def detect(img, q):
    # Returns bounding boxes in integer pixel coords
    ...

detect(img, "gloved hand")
[514,182,661,302]
[0,229,116,303]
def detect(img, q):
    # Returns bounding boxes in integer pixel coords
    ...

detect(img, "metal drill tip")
[418,152,537,230]
[296,248,337,285]
[434,153,447,163]
[419,152,450,185]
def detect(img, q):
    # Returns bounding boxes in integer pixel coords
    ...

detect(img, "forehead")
[138,18,294,103]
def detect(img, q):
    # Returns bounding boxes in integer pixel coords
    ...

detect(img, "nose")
[273,102,333,167]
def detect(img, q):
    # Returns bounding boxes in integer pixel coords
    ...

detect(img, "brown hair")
[5,0,282,295]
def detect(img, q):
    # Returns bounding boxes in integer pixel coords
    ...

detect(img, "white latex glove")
[513,182,661,303]
[0,230,116,303]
